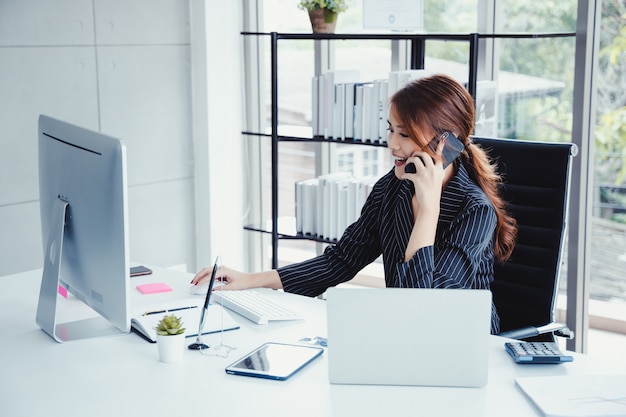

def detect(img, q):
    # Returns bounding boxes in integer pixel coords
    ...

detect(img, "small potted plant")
[298,0,348,34]
[155,314,186,363]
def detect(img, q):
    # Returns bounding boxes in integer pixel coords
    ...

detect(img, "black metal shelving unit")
[242,31,575,269]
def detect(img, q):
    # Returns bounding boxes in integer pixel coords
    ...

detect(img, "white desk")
[1,267,624,417]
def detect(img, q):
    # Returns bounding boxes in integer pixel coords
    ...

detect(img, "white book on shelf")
[370,79,389,142]
[333,83,346,140]
[324,70,360,139]
[364,178,377,203]
[300,178,319,236]
[388,69,432,96]
[343,82,356,140]
[353,83,365,141]
[313,74,327,137]
[324,172,352,240]
[356,176,379,220]
[317,172,351,239]
[377,79,389,143]
[326,177,350,240]
[311,76,320,136]
[361,84,374,142]
[325,179,338,240]
[295,180,306,234]
[345,176,380,226]
[334,178,352,241]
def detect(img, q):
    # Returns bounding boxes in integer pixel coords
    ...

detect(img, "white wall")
[0,0,244,276]
[190,0,246,271]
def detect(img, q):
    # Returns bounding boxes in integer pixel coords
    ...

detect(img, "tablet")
[225,342,324,380]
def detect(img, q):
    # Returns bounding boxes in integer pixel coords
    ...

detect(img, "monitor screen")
[36,115,131,342]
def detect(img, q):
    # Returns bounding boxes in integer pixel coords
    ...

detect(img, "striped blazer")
[278,163,500,334]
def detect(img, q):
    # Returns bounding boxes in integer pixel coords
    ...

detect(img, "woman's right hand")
[191,266,283,291]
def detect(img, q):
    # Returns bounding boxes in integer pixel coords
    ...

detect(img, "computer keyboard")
[211,290,302,325]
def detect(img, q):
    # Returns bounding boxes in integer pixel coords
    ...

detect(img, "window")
[242,0,626,346]
[588,1,626,335]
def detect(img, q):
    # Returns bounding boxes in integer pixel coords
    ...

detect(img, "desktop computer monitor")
[36,115,131,342]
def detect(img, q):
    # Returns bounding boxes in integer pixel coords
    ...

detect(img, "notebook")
[325,287,492,387]
[130,298,240,343]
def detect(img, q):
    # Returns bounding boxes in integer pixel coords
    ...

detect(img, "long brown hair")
[390,74,517,262]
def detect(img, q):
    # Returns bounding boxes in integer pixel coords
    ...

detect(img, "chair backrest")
[471,137,577,341]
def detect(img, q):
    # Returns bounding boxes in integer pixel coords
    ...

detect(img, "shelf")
[244,218,339,245]
[242,31,473,42]
[244,225,339,245]
[241,31,575,41]
[241,130,389,147]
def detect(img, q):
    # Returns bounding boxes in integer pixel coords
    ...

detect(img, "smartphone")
[405,131,465,173]
[130,265,153,277]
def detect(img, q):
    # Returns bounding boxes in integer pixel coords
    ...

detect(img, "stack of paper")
[515,374,626,417]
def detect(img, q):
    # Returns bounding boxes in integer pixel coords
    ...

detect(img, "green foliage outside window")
[594,1,626,222]
[422,0,625,222]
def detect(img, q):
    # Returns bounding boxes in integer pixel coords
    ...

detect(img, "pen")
[188,255,220,350]
[143,305,198,316]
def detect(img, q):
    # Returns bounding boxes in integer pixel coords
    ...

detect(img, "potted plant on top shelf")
[298,0,348,34]
[155,314,186,363]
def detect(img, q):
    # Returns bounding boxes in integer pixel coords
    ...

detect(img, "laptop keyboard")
[211,290,301,325]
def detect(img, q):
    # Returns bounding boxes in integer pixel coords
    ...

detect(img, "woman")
[192,73,517,334]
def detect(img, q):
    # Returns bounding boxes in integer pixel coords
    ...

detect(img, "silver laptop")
[325,287,492,387]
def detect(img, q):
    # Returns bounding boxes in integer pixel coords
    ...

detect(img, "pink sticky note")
[58,284,68,299]
[136,282,173,295]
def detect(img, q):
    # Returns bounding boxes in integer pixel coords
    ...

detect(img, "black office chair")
[471,137,578,342]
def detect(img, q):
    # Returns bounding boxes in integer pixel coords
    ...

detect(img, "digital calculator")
[504,341,574,364]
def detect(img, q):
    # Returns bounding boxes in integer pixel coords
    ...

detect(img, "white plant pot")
[156,333,185,363]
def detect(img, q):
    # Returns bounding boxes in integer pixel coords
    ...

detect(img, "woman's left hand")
[401,138,447,261]
[401,138,446,212]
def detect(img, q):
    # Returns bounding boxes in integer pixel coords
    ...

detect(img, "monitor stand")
[36,198,127,343]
